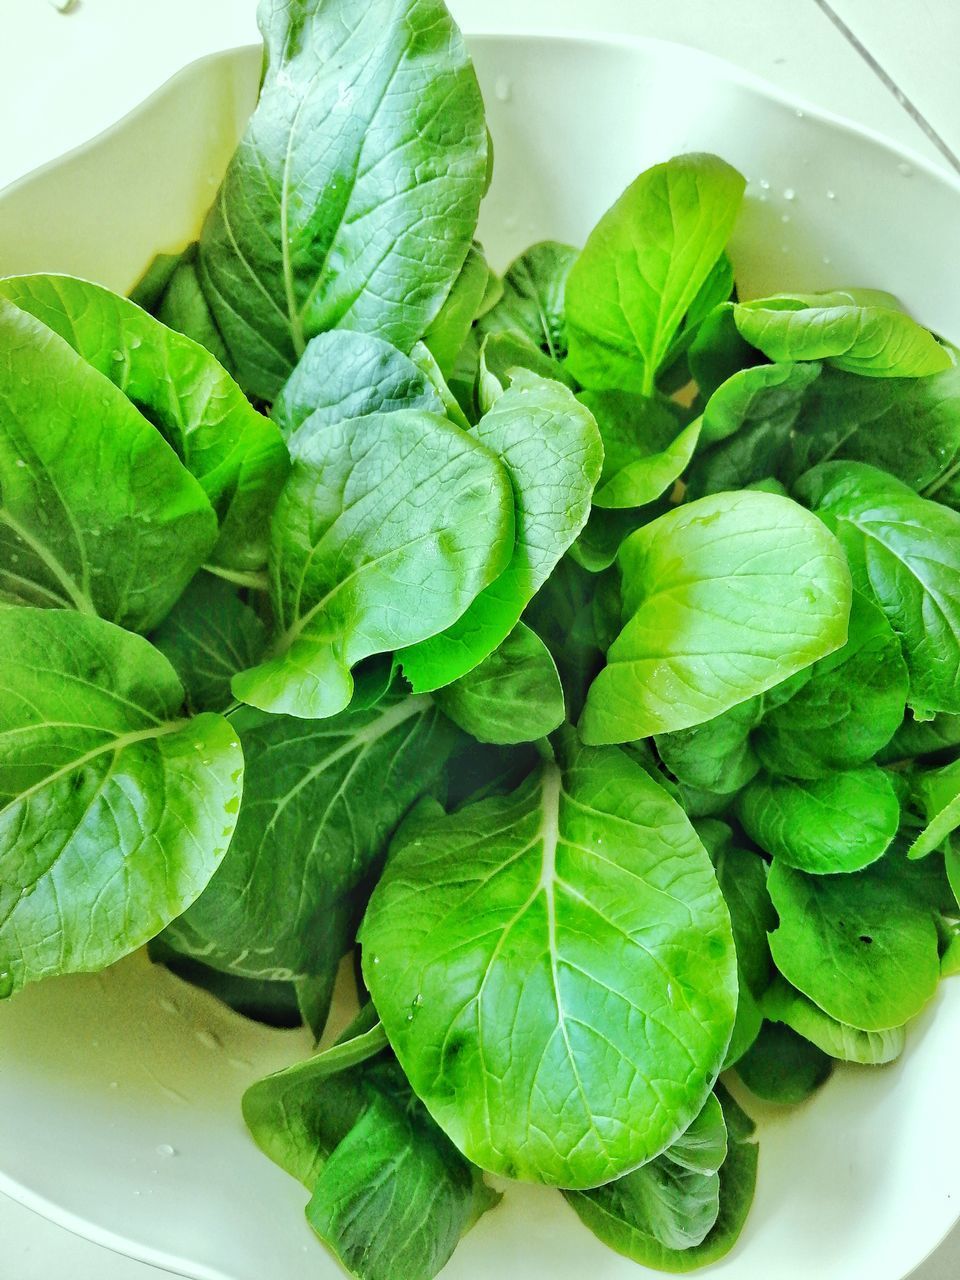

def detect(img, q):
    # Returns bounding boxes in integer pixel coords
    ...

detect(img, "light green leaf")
[189,0,487,399]
[0,274,288,572]
[796,461,960,717]
[272,331,444,441]
[738,765,900,875]
[565,1087,758,1273]
[908,758,960,859]
[565,154,745,395]
[422,242,491,379]
[0,608,243,997]
[581,390,700,509]
[476,240,577,360]
[580,491,851,744]
[233,409,514,718]
[400,371,603,692]
[477,331,575,415]
[167,695,456,982]
[434,622,564,744]
[734,291,951,377]
[360,739,737,1188]
[149,571,266,713]
[767,852,941,1030]
[762,976,906,1065]
[154,255,231,368]
[0,297,218,632]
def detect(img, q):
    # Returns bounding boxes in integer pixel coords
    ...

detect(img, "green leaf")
[785,364,960,504]
[735,1021,832,1104]
[434,622,564,744]
[154,256,230,368]
[399,372,603,691]
[687,302,757,401]
[878,711,960,763]
[565,1087,758,1273]
[796,461,960,717]
[766,851,941,1030]
[568,505,655,574]
[581,390,700,509]
[166,695,456,983]
[477,331,576,416]
[422,242,491,379]
[244,1023,496,1280]
[0,608,243,997]
[272,331,444,440]
[149,939,304,1030]
[360,739,737,1188]
[714,843,776,997]
[908,758,960,859]
[149,571,266,713]
[762,976,906,1065]
[0,274,288,572]
[738,765,900,875]
[580,491,852,744]
[656,699,763,797]
[189,0,487,399]
[476,240,577,360]
[734,292,951,377]
[233,409,514,718]
[753,590,909,778]
[0,298,218,632]
[565,153,745,395]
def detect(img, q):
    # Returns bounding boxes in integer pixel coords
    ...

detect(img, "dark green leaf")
[735,1021,833,1104]
[581,389,700,509]
[476,240,577,360]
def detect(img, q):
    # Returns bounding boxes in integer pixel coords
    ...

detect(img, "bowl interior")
[0,31,959,1280]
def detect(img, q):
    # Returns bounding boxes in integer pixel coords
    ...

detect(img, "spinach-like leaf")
[233,408,514,718]
[0,274,288,572]
[735,1021,832,1104]
[434,622,564,744]
[908,758,960,859]
[734,291,951,376]
[150,571,266,713]
[879,711,960,764]
[400,371,603,691]
[762,976,906,1065]
[477,332,576,416]
[0,608,243,997]
[272,331,444,440]
[581,491,851,744]
[753,590,908,778]
[656,700,763,798]
[422,242,491,379]
[360,737,737,1188]
[738,765,900,875]
[154,255,231,368]
[582,390,700,509]
[565,154,745,395]
[767,851,941,1030]
[565,1087,758,1272]
[0,298,218,632]
[796,461,960,717]
[167,695,456,983]
[714,843,776,998]
[243,1018,497,1280]
[191,0,488,399]
[476,240,577,359]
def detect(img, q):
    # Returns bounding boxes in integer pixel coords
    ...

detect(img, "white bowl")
[1,31,959,1280]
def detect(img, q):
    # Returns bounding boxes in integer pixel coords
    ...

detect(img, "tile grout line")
[812,0,960,175]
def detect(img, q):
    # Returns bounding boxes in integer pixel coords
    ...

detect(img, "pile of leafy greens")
[3,0,960,1276]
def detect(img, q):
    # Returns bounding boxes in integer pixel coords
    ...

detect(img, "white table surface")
[1,1,958,1277]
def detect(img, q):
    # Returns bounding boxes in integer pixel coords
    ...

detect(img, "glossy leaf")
[581,491,851,744]
[581,390,700,510]
[360,740,737,1188]
[400,371,603,691]
[565,154,745,395]
[767,852,941,1030]
[738,766,900,875]
[476,240,577,359]
[797,461,960,717]
[192,0,488,399]
[0,297,218,632]
[0,274,288,572]
[233,408,514,718]
[434,622,564,744]
[167,695,456,982]
[0,609,243,996]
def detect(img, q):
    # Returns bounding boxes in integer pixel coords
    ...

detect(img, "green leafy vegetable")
[565,154,745,395]
[581,490,852,743]
[762,977,906,1065]
[360,737,737,1187]
[735,1021,833,1104]
[908,758,960,859]
[0,608,242,996]
[583,390,701,509]
[233,409,514,717]
[477,240,577,359]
